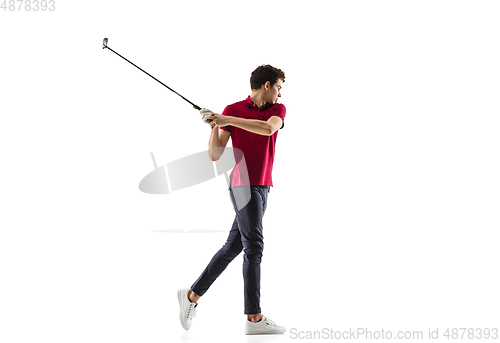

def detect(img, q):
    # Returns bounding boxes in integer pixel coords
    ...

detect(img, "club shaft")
[105,46,201,110]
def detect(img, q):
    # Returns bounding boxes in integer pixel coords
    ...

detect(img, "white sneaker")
[177,289,198,330]
[245,315,286,335]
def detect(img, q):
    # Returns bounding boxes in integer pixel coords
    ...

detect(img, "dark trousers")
[190,185,270,314]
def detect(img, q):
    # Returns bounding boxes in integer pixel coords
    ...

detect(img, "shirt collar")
[245,96,273,111]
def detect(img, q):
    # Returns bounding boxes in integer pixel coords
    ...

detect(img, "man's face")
[266,79,282,104]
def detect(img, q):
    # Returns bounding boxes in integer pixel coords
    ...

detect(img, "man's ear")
[264,81,270,91]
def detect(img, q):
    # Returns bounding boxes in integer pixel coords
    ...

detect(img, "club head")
[102,38,108,49]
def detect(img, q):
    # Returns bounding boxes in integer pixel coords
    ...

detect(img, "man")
[177,64,287,335]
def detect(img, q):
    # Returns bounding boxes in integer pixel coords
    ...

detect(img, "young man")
[177,64,287,335]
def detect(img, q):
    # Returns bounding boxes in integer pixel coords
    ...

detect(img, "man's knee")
[220,243,243,261]
[243,243,263,263]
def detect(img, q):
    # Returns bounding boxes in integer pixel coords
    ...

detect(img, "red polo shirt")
[220,96,286,188]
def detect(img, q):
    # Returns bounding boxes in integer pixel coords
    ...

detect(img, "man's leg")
[187,289,200,303]
[230,186,269,317]
[178,210,243,330]
[190,218,243,298]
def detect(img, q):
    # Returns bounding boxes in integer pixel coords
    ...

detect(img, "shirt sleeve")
[271,103,286,129]
[219,105,232,133]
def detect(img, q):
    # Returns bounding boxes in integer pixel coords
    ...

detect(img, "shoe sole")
[245,324,286,335]
[177,289,190,330]
[245,331,286,335]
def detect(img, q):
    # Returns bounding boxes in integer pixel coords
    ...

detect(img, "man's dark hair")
[250,64,286,90]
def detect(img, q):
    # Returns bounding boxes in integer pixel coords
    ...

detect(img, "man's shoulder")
[269,102,286,115]
[226,99,247,109]
[273,103,286,111]
[224,98,286,114]
[223,99,248,116]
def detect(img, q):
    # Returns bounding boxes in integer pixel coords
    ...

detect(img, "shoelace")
[186,302,197,320]
[263,316,277,327]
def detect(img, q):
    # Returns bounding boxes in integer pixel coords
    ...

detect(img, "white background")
[1,1,499,342]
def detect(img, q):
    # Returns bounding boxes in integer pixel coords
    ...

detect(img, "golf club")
[102,37,202,111]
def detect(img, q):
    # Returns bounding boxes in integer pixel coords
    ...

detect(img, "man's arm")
[208,126,231,161]
[211,115,283,136]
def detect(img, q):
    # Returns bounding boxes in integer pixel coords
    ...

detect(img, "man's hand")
[200,108,231,129]
[208,114,231,128]
[200,108,214,124]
